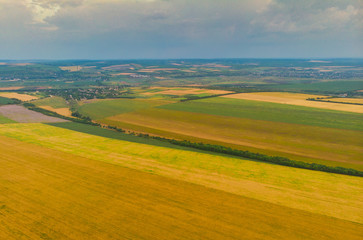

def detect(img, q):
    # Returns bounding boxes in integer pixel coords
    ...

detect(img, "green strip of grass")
[159,97,363,131]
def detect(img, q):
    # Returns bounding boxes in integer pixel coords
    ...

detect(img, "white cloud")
[251,0,362,34]
[25,0,60,24]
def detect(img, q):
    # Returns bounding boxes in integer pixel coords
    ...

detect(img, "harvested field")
[1,135,362,240]
[0,87,24,90]
[223,92,363,113]
[0,92,38,101]
[0,123,362,225]
[193,64,231,68]
[60,66,83,72]
[328,98,363,104]
[111,72,134,76]
[0,105,68,123]
[138,68,178,72]
[102,64,131,70]
[39,106,73,117]
[11,62,33,66]
[102,108,363,169]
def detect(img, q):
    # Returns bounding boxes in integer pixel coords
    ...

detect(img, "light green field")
[32,96,69,108]
[0,122,362,224]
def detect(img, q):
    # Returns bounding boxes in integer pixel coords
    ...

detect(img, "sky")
[0,0,362,59]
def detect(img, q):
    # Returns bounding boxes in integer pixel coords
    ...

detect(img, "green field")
[101,107,363,169]
[76,98,169,120]
[32,96,69,108]
[159,97,363,131]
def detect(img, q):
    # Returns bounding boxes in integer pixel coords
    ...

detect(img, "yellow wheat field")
[223,92,363,113]
[0,92,38,101]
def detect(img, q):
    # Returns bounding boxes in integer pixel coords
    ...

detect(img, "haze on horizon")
[0,0,362,60]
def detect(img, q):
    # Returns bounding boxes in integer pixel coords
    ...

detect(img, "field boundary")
[23,102,363,177]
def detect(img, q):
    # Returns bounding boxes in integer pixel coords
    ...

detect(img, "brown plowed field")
[0,105,68,123]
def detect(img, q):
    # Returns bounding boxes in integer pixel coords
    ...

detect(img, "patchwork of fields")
[0,59,362,239]
[32,96,73,117]
[159,97,363,131]
[75,94,363,169]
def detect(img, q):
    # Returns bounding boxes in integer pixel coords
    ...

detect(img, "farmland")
[328,97,363,104]
[32,96,69,109]
[32,96,73,117]
[0,92,38,101]
[0,123,362,225]
[159,98,363,131]
[76,98,173,120]
[1,132,362,240]
[0,105,68,123]
[0,114,16,123]
[101,107,363,169]
[63,90,363,169]
[0,58,362,239]
[223,92,363,113]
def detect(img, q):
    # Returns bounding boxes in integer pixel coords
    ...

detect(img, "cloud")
[23,0,84,30]
[251,0,362,34]
[0,0,362,58]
